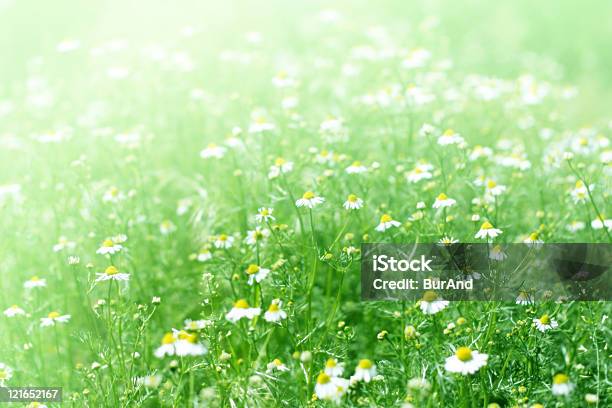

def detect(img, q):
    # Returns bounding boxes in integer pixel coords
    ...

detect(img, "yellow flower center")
[48,311,60,319]
[275,157,286,166]
[0,370,6,380]
[218,234,227,241]
[234,299,249,309]
[325,358,337,368]
[31,276,40,282]
[575,180,584,188]
[260,208,269,216]
[380,214,392,223]
[352,161,361,167]
[302,191,315,200]
[268,303,280,312]
[422,290,438,302]
[105,266,119,275]
[177,331,197,343]
[553,373,569,384]
[414,167,423,174]
[437,193,448,200]
[487,180,497,189]
[456,347,473,362]
[246,264,260,275]
[358,359,373,369]
[443,129,454,136]
[539,314,550,325]
[273,358,282,366]
[481,221,494,230]
[317,372,331,384]
[347,194,358,203]
[161,332,175,344]
[579,138,588,146]
[102,239,114,247]
[529,232,539,240]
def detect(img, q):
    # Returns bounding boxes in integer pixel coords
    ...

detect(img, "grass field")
[0,1,611,407]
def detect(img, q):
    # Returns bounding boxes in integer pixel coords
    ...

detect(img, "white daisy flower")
[96,238,123,255]
[136,374,163,389]
[469,145,493,161]
[324,358,344,377]
[350,359,377,384]
[375,214,401,232]
[159,220,176,235]
[255,207,275,223]
[566,221,585,233]
[551,373,574,396]
[95,265,130,282]
[245,264,270,285]
[515,290,534,305]
[214,234,234,249]
[0,362,13,386]
[263,300,287,323]
[3,305,26,317]
[533,314,558,332]
[266,358,290,373]
[485,179,506,196]
[52,236,76,252]
[420,291,449,314]
[591,216,612,230]
[437,129,465,146]
[475,221,503,239]
[245,227,270,245]
[268,157,294,179]
[345,161,368,174]
[225,299,261,323]
[199,143,226,159]
[272,70,296,88]
[489,245,507,261]
[102,186,125,203]
[248,114,275,134]
[438,236,459,246]
[295,191,325,208]
[432,193,456,209]
[406,164,433,183]
[197,248,212,262]
[154,330,207,358]
[315,372,349,403]
[24,276,47,289]
[343,194,364,210]
[444,347,488,375]
[184,319,212,331]
[40,311,71,327]
[523,232,544,247]
[401,48,431,69]
[570,180,591,204]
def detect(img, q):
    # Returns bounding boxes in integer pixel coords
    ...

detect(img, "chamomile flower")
[52,236,76,252]
[96,238,123,255]
[419,291,449,314]
[469,145,493,161]
[214,234,234,249]
[136,374,163,389]
[154,330,207,358]
[406,164,433,183]
[350,359,377,384]
[295,191,325,208]
[255,207,275,222]
[533,314,558,332]
[345,161,368,174]
[96,265,130,282]
[489,244,507,261]
[376,214,401,232]
[184,319,212,331]
[0,363,13,386]
[3,305,25,317]
[515,290,534,305]
[159,219,176,235]
[24,276,47,289]
[324,358,344,377]
[199,143,226,159]
[438,129,465,146]
[102,186,125,203]
[475,221,503,239]
[551,373,574,396]
[566,221,585,232]
[225,299,261,323]
[272,70,296,88]
[268,157,293,179]
[570,180,592,204]
[197,248,212,262]
[245,264,270,285]
[263,300,287,323]
[40,311,71,327]
[343,194,364,210]
[245,227,270,245]
[591,215,612,230]
[315,372,349,403]
[249,113,275,134]
[266,358,290,373]
[444,347,488,375]
[524,232,544,247]
[432,193,456,209]
[438,236,459,245]
[485,179,506,196]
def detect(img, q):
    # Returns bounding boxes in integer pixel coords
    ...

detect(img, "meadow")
[0,1,610,407]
